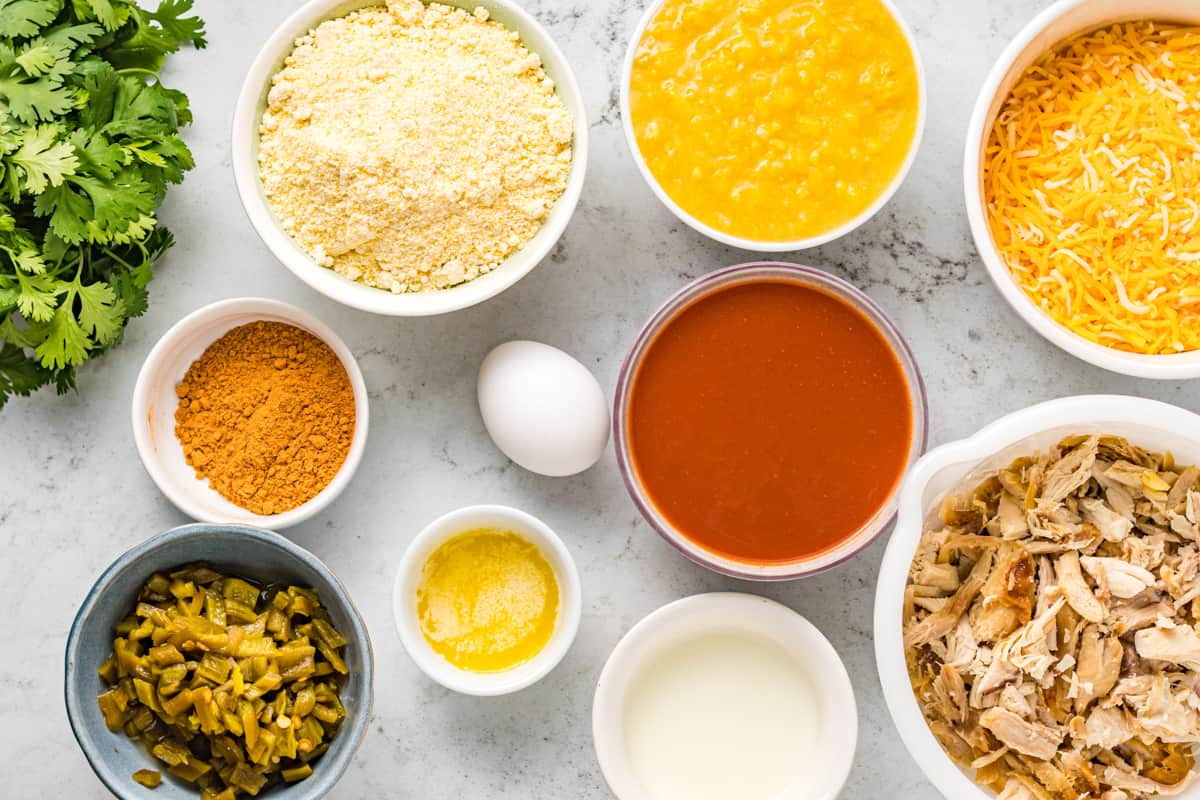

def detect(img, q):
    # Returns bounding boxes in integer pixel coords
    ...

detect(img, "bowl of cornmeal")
[232,0,588,316]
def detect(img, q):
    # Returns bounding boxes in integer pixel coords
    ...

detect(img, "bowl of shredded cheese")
[965,0,1200,379]
[232,0,587,316]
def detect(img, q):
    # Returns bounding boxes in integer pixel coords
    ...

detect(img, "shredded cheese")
[984,21,1200,354]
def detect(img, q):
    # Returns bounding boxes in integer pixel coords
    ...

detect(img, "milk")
[621,632,820,800]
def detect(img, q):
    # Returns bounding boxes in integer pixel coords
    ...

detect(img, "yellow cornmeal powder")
[416,529,559,673]
[258,0,572,293]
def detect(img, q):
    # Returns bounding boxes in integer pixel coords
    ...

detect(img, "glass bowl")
[612,262,928,580]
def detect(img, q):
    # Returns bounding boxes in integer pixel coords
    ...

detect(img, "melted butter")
[629,0,920,242]
[416,528,559,673]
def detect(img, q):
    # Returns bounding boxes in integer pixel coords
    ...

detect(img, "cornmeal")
[258,0,572,292]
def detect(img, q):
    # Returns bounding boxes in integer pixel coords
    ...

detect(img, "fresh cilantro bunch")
[0,0,205,408]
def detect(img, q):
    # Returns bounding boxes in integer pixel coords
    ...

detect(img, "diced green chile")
[97,563,349,796]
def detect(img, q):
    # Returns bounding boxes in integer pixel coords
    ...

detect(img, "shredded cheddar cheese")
[984,22,1200,354]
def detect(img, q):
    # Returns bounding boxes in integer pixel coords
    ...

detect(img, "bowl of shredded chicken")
[874,395,1200,800]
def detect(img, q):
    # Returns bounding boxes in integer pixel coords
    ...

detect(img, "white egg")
[477,341,610,477]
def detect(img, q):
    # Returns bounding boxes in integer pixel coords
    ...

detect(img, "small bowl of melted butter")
[392,504,582,695]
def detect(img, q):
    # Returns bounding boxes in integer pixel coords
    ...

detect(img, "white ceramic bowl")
[131,298,369,529]
[231,0,588,316]
[393,504,582,695]
[964,0,1200,379]
[874,394,1200,800]
[594,593,857,800]
[619,0,926,252]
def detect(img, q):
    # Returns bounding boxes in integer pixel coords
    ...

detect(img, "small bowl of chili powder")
[132,298,369,529]
[614,262,927,580]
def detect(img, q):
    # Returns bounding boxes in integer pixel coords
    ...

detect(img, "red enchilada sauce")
[627,280,913,565]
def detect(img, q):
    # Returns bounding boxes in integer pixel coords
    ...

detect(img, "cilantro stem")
[100,247,134,269]
[117,68,160,81]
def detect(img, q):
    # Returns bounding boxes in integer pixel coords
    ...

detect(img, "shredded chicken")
[905,435,1200,799]
[1076,625,1122,712]
[980,707,1065,760]
[1081,557,1157,599]
[1135,625,1200,671]
[1059,550,1107,622]
[1085,706,1133,749]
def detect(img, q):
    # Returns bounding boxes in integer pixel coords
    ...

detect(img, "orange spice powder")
[174,321,356,515]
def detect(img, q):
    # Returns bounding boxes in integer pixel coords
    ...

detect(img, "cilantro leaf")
[40,226,68,262]
[16,43,57,75]
[0,70,75,124]
[14,267,60,320]
[105,209,153,244]
[0,0,66,39]
[74,167,154,236]
[107,254,149,316]
[73,0,120,30]
[69,127,123,178]
[104,74,178,137]
[42,22,104,51]
[75,277,123,344]
[142,132,189,191]
[159,84,189,125]
[52,366,75,394]
[72,58,119,129]
[147,0,205,49]
[0,340,51,408]
[124,138,163,166]
[32,180,90,242]
[0,273,18,312]
[16,26,98,81]
[105,224,162,317]
[8,123,78,193]
[98,13,174,70]
[32,298,90,368]
[0,309,40,346]
[9,246,47,273]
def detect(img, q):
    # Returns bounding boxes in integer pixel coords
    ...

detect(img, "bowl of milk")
[592,593,857,800]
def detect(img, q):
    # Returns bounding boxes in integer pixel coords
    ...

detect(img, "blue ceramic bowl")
[65,524,374,799]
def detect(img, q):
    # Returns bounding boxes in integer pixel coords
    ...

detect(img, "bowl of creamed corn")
[620,0,926,251]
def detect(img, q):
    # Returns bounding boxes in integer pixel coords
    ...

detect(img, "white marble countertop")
[3,0,1199,797]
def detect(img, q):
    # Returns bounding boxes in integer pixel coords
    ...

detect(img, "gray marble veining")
[1,0,1198,797]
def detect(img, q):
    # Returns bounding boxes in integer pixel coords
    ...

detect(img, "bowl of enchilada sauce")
[615,262,927,580]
